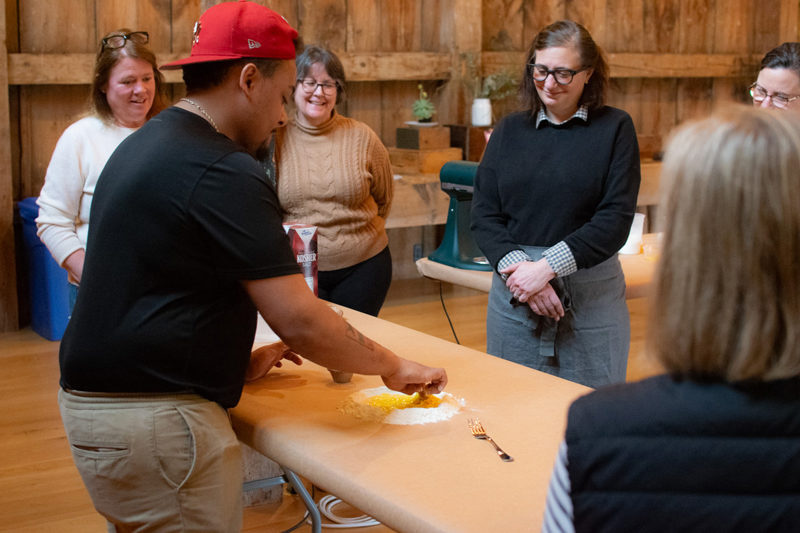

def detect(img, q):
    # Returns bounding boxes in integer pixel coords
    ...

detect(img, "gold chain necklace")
[180,97,219,133]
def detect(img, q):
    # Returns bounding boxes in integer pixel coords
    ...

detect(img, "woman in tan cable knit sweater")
[275,45,394,316]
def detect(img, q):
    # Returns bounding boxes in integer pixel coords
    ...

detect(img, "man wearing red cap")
[56,2,447,531]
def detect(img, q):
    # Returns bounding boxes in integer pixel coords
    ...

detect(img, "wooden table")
[416,251,657,299]
[232,309,590,533]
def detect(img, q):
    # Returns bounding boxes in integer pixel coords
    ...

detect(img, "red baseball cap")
[161,0,298,70]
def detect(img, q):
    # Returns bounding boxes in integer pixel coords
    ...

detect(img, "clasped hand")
[500,259,564,320]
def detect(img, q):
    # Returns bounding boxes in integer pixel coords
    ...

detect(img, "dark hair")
[295,45,346,105]
[520,20,608,115]
[91,28,166,122]
[182,37,304,92]
[760,42,800,77]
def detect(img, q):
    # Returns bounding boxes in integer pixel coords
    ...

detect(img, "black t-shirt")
[59,108,300,407]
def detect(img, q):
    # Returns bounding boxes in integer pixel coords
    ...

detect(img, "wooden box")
[388,147,463,174]
[396,126,451,150]
[444,124,491,162]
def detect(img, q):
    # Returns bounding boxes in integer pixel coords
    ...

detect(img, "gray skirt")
[486,246,629,388]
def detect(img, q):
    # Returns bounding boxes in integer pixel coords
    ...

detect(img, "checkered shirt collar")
[535,105,589,128]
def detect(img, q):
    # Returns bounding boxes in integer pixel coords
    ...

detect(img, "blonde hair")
[649,105,800,381]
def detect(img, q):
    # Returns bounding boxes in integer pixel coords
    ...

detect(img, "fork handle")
[486,437,514,462]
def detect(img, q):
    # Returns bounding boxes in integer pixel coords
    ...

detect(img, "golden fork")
[468,418,514,462]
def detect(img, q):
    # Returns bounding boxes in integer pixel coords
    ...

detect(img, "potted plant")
[472,71,518,126]
[412,83,436,123]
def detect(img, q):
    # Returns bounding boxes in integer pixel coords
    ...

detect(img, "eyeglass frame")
[748,82,800,108]
[298,78,339,95]
[101,31,149,50]
[528,63,589,86]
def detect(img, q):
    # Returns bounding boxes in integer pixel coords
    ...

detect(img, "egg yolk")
[367,392,442,413]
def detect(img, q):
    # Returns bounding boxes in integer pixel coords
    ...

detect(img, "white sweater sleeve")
[36,118,133,266]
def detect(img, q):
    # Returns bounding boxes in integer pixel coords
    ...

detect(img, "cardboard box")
[388,147,463,174]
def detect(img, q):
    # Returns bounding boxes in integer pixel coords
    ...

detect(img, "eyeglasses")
[529,64,588,86]
[101,31,149,50]
[299,79,338,95]
[749,82,800,108]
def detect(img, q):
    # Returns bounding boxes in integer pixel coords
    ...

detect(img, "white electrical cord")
[304,494,381,528]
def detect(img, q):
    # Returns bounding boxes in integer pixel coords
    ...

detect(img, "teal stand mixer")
[428,161,492,271]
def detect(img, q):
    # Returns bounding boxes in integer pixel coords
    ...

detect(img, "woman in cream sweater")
[275,45,393,316]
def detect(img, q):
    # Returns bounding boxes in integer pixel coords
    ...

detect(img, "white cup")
[619,213,645,254]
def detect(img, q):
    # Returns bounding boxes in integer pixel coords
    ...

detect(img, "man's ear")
[238,62,260,96]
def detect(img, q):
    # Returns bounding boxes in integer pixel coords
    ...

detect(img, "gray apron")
[486,246,629,388]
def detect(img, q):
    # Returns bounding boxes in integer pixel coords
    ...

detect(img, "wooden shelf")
[8,50,763,86]
[7,51,453,85]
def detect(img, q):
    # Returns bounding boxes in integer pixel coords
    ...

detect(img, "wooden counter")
[385,173,449,229]
[232,308,590,532]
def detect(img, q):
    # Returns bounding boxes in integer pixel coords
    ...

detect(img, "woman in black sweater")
[471,20,640,388]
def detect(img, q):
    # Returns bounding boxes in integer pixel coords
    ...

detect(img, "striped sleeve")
[542,441,575,533]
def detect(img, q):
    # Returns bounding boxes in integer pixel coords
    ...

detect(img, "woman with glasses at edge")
[36,29,166,309]
[750,42,800,111]
[274,45,393,316]
[471,20,641,388]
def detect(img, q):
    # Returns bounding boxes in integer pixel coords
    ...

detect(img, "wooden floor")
[0,277,661,532]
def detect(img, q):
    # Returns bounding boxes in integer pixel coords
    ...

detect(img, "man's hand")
[381,359,448,396]
[245,341,303,382]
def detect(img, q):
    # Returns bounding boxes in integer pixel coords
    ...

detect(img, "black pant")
[318,246,392,317]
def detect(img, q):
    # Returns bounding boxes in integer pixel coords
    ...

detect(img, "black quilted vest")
[566,375,800,532]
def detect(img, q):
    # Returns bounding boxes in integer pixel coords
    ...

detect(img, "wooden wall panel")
[263,0,300,32]
[298,0,346,49]
[483,0,524,51]
[713,0,752,53]
[752,2,781,53]
[379,81,419,143]
[779,0,800,41]
[644,1,679,54]
[564,0,606,44]
[18,86,88,198]
[19,0,94,52]
[523,0,566,45]
[676,78,714,123]
[170,0,206,56]
[343,82,384,142]
[346,0,380,51]
[96,0,173,52]
[678,0,714,53]
[605,0,643,52]
[1,0,18,331]
[381,0,422,52]
[421,0,448,52]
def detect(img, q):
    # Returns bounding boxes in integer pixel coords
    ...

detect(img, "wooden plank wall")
[482,0,799,156]
[1,0,798,330]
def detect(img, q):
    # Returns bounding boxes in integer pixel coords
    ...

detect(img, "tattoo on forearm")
[345,322,374,351]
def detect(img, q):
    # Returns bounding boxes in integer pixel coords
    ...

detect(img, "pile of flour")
[339,386,464,425]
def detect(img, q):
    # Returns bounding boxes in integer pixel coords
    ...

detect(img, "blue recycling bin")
[17,197,71,341]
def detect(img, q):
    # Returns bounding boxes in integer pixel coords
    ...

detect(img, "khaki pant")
[58,389,243,532]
